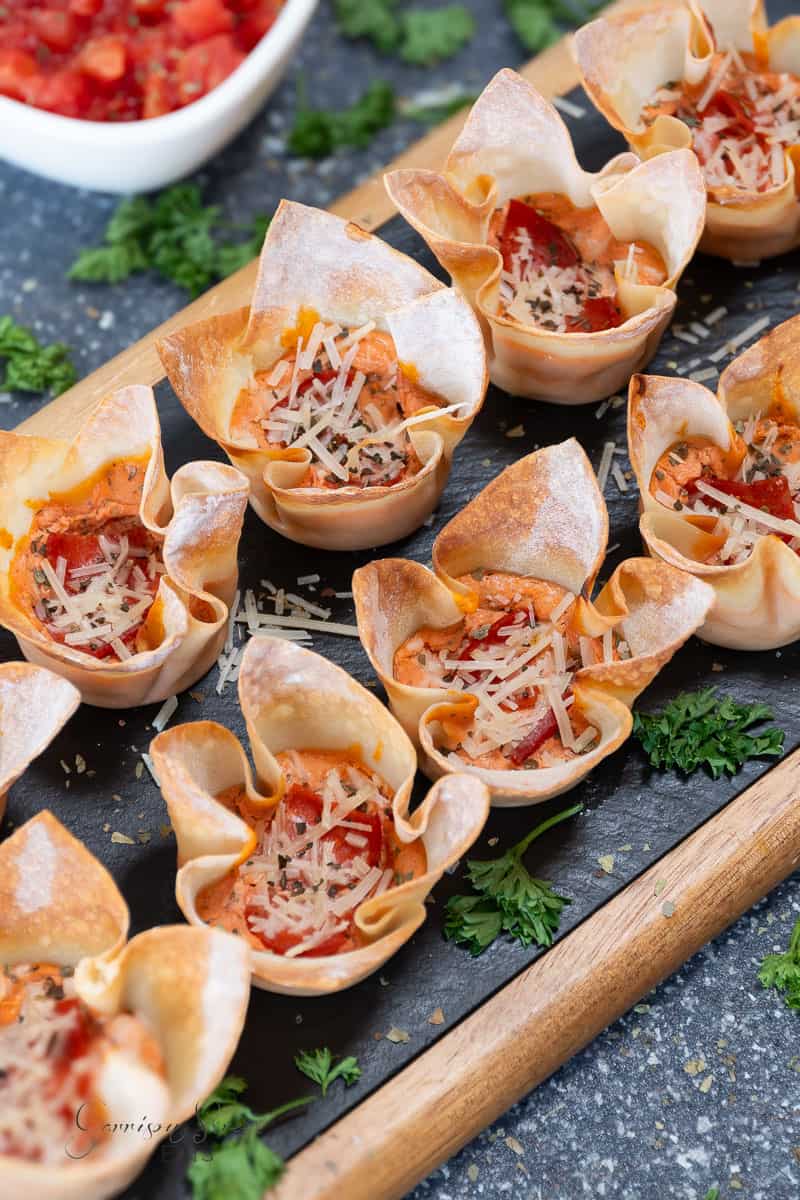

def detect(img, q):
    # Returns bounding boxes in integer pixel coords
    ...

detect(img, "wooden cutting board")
[12,4,800,1199]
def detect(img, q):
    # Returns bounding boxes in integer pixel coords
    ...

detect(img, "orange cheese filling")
[489,193,666,334]
[231,317,447,490]
[0,962,164,1165]
[650,411,800,564]
[196,750,427,959]
[643,50,800,194]
[9,458,164,662]
[394,571,629,770]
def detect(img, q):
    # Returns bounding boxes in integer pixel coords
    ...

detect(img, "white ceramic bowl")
[0,0,317,194]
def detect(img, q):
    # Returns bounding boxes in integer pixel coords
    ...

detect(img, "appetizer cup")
[158,199,487,550]
[353,439,714,806]
[628,313,800,649]
[574,0,800,262]
[150,636,490,996]
[0,810,250,1199]
[0,386,248,708]
[0,662,79,821]
[384,68,705,404]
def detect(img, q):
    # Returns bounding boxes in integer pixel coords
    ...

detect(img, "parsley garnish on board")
[294,1047,362,1095]
[68,186,271,297]
[188,1075,313,1200]
[444,803,582,955]
[333,0,474,64]
[503,0,604,52]
[288,79,397,158]
[758,916,800,1011]
[633,688,784,779]
[0,316,77,396]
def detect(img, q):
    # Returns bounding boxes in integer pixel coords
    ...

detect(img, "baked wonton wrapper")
[150,635,490,996]
[629,315,800,649]
[384,68,705,404]
[0,385,248,708]
[157,199,487,551]
[353,439,714,806]
[0,662,79,822]
[574,0,800,262]
[0,810,250,1200]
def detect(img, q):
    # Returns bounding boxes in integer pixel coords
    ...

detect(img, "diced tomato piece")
[0,50,39,103]
[693,474,796,521]
[704,89,755,139]
[244,904,351,957]
[296,368,340,398]
[237,0,282,51]
[283,783,324,834]
[324,809,383,869]
[175,33,245,105]
[141,70,173,119]
[500,198,579,271]
[171,0,235,42]
[28,9,80,52]
[133,0,169,16]
[80,36,128,83]
[70,0,104,17]
[509,708,559,766]
[29,68,90,118]
[458,611,522,662]
[567,295,623,333]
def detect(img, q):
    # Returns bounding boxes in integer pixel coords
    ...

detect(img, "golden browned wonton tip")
[353,439,714,806]
[384,68,705,404]
[0,662,79,821]
[157,199,488,551]
[629,313,800,649]
[0,385,248,708]
[150,635,490,996]
[574,0,800,261]
[0,809,249,1200]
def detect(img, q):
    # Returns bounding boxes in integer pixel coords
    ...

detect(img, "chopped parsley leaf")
[288,79,396,158]
[758,916,800,1011]
[294,1048,362,1096]
[0,316,77,396]
[68,186,271,297]
[444,803,581,955]
[633,688,784,779]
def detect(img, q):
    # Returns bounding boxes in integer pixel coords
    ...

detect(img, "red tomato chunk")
[0,0,284,121]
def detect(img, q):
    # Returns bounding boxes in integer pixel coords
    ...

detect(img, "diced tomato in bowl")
[0,0,316,193]
[0,0,285,122]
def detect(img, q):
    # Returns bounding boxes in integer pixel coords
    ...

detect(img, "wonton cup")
[0,810,250,1200]
[574,0,800,261]
[157,199,487,551]
[384,68,705,404]
[629,314,800,649]
[150,635,490,997]
[0,385,248,708]
[0,662,79,822]
[353,439,714,806]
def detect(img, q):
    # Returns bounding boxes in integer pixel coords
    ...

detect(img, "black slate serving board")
[4,48,800,1198]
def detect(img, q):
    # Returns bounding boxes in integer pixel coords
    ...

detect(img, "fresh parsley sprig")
[68,186,271,297]
[633,688,784,779]
[758,916,800,1011]
[294,1047,362,1096]
[288,79,396,158]
[0,316,77,397]
[333,0,474,64]
[444,803,582,955]
[188,1075,313,1200]
[503,0,604,52]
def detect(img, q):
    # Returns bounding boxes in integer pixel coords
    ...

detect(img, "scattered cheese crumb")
[505,1136,524,1156]
[505,424,525,439]
[111,831,135,845]
[597,854,615,874]
[386,1027,411,1044]
[428,1008,445,1026]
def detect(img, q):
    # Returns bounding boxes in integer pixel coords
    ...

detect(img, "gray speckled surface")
[1,2,800,1197]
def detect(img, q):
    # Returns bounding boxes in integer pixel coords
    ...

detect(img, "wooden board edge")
[273,748,800,1200]
[14,0,654,440]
